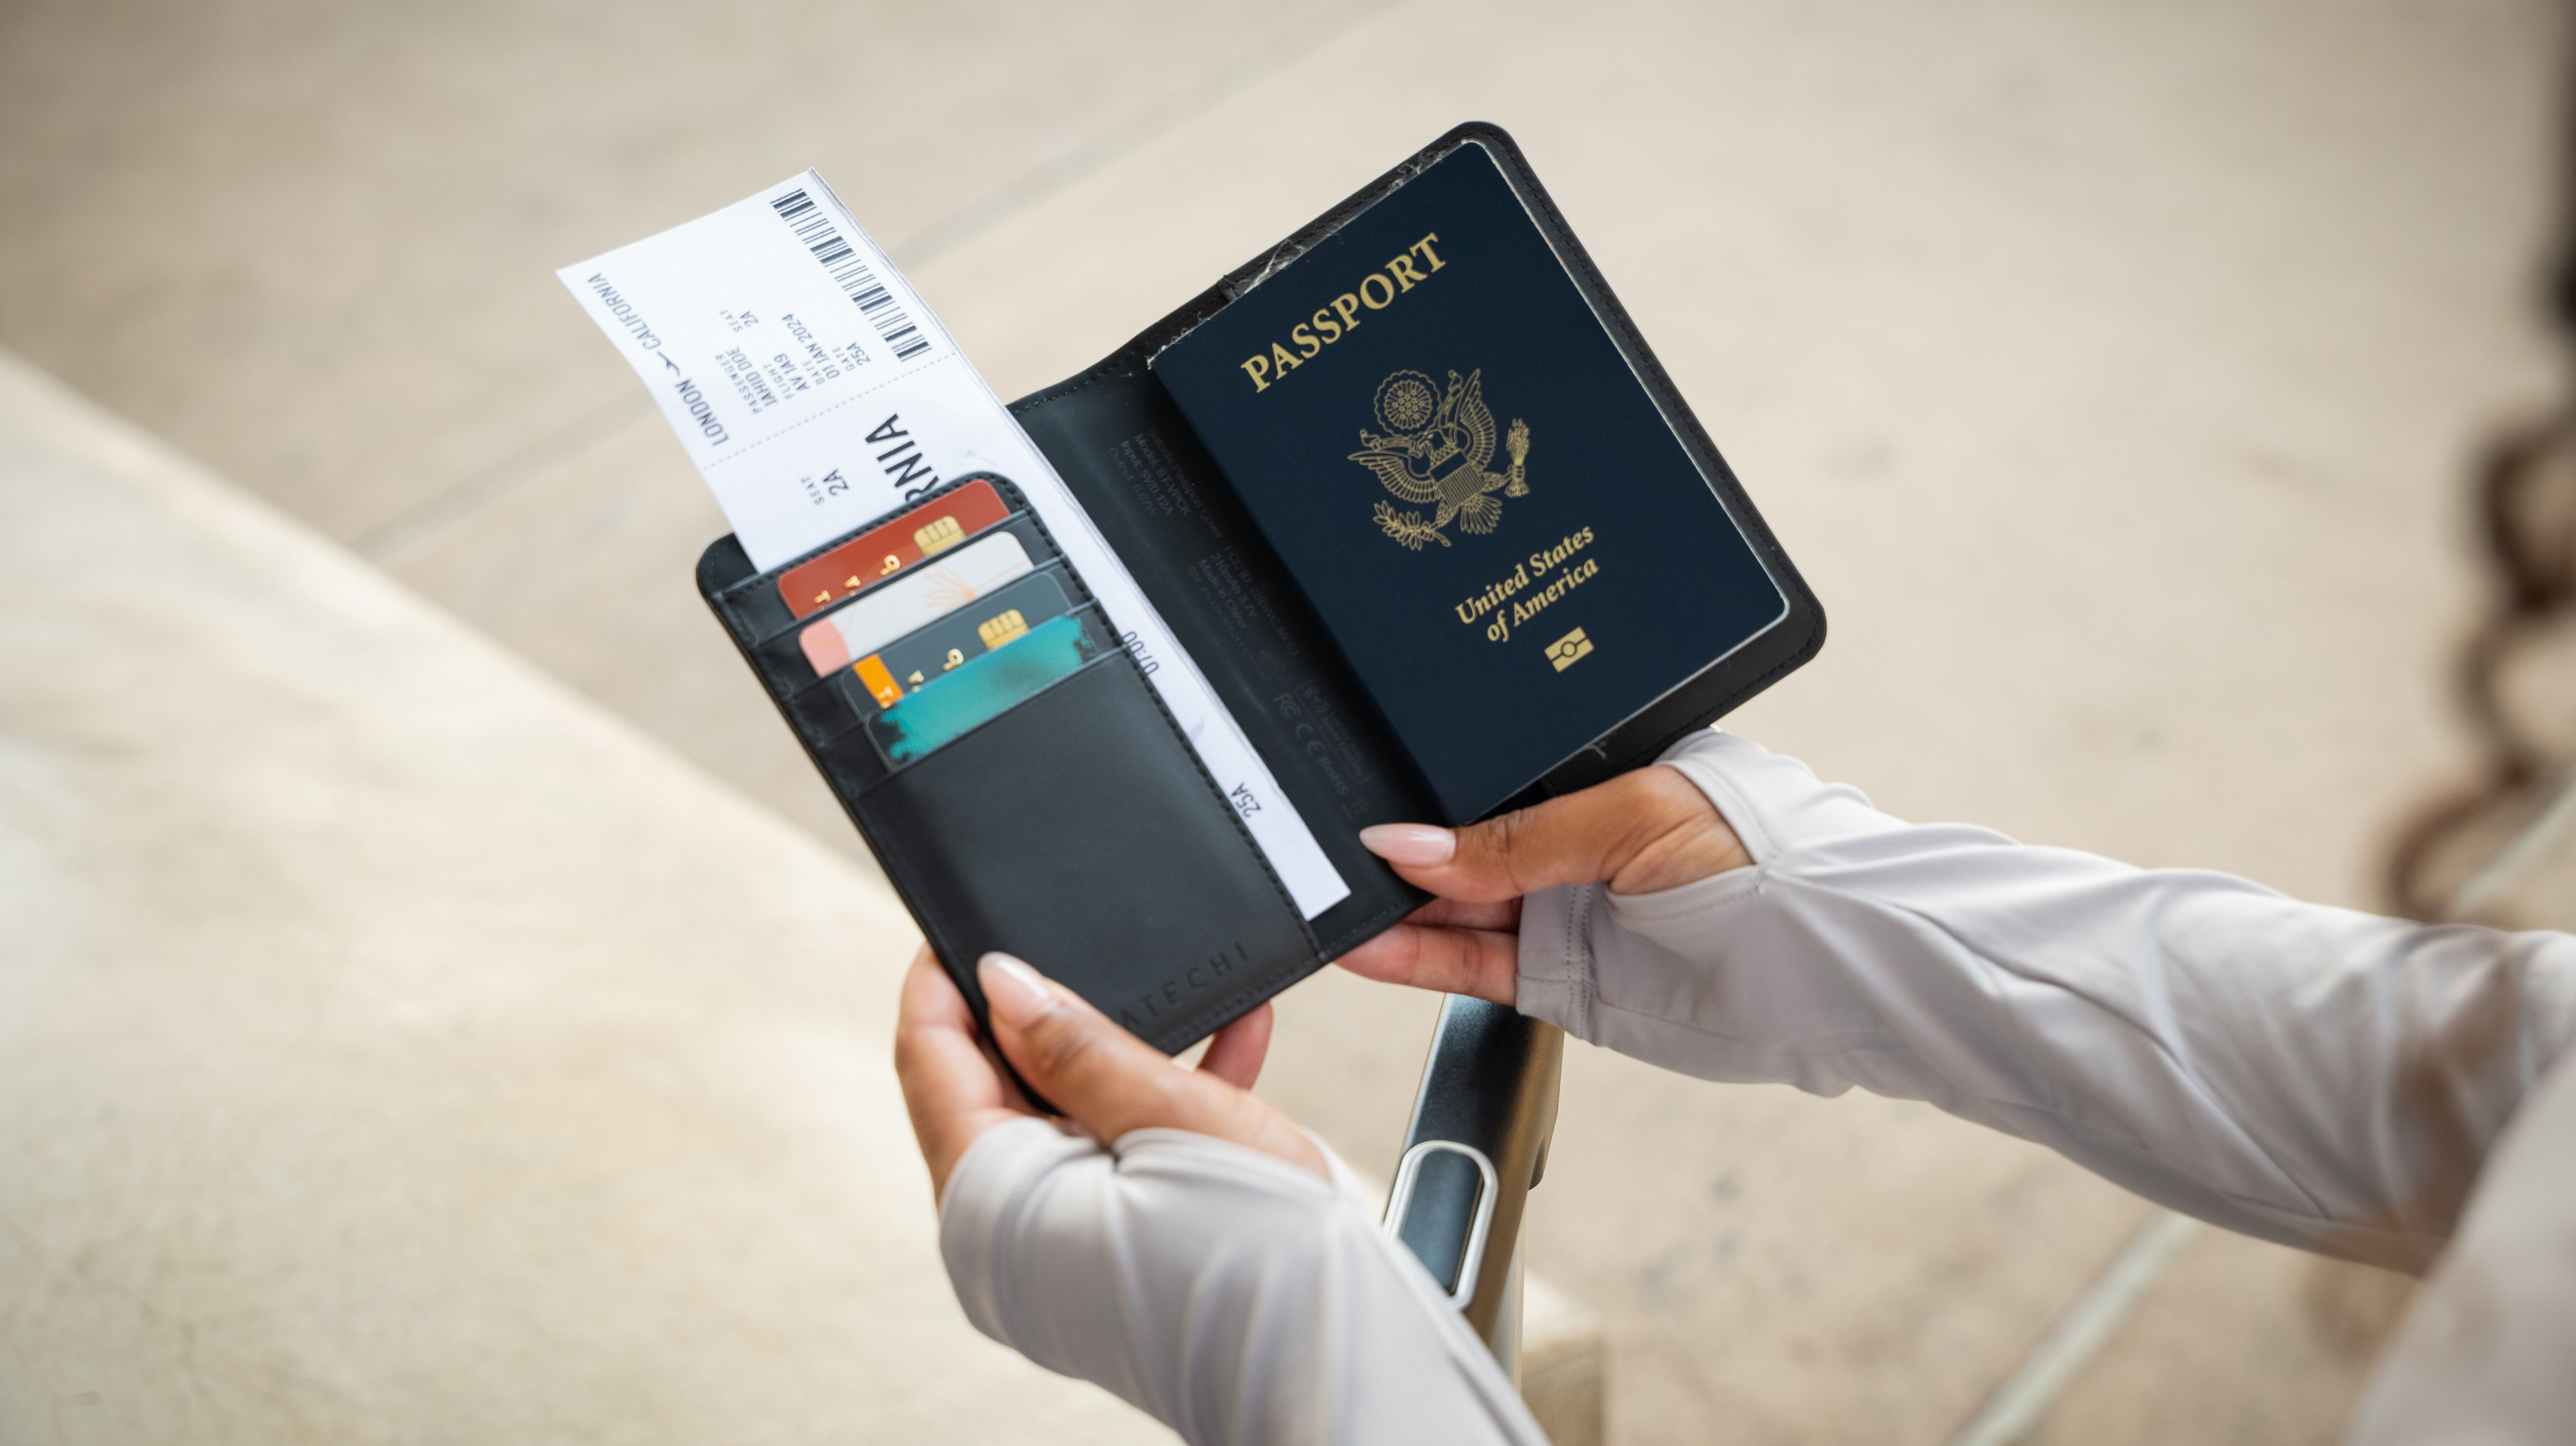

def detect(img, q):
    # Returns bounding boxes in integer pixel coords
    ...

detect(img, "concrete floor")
[4,0,2567,1440]
[0,349,1174,1446]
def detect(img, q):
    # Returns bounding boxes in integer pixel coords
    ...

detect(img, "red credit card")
[777,480,1013,618]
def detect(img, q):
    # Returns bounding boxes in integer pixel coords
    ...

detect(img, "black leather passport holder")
[699,122,1824,1056]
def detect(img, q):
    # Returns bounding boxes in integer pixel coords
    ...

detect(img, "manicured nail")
[978,953,1055,1027]
[1359,823,1456,867]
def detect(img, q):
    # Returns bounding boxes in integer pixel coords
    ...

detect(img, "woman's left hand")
[894,946,1324,1202]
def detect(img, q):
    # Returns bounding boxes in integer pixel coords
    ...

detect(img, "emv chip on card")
[797,529,1035,676]
[853,570,1075,707]
[776,480,1013,619]
[867,612,1104,764]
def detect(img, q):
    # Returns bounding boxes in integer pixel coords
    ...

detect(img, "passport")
[1152,139,1792,821]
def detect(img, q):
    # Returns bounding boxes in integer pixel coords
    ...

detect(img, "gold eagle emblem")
[1349,368,1531,550]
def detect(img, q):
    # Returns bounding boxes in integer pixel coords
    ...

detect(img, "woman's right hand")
[1337,760,1750,1004]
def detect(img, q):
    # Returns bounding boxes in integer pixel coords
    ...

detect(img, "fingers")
[1194,1002,1273,1091]
[899,946,1323,1191]
[1402,895,1522,933]
[978,954,1326,1180]
[893,947,1025,1202]
[1358,764,1748,902]
[1334,912,1520,1004]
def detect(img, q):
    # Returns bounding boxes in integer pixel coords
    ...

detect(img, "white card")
[796,531,1032,676]
[559,170,1350,919]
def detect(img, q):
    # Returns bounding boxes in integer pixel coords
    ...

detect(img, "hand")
[894,946,1327,1202]
[1336,762,1749,1006]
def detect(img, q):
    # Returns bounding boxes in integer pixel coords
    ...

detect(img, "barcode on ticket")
[770,188,931,362]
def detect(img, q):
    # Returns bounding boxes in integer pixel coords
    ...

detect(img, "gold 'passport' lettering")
[1238,233,1447,394]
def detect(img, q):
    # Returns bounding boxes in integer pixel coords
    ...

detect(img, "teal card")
[843,568,1078,715]
[866,612,1103,764]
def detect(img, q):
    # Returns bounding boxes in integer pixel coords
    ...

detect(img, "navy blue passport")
[1151,138,1793,821]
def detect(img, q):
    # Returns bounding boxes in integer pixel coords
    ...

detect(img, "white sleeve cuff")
[937,1117,1546,1446]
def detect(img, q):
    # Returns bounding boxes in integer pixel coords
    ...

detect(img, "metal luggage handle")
[1384,1139,1501,1310]
[1383,994,1564,1358]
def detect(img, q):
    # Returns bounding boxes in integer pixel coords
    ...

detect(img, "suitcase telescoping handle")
[1382,995,1564,1363]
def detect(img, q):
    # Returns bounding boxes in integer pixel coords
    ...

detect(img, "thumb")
[1358,763,1748,902]
[976,953,1325,1179]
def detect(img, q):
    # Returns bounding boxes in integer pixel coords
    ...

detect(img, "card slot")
[862,605,1120,772]
[764,560,1087,755]
[779,670,868,750]
[738,512,1062,695]
[829,559,1082,701]
[771,509,1050,645]
[813,722,891,799]
[705,475,995,628]
[759,504,1044,645]
[769,479,1018,626]
[707,474,1036,646]
[856,641,1315,1054]
[796,561,1080,699]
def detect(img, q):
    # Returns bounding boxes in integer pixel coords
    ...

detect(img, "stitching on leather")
[1010,352,1144,412]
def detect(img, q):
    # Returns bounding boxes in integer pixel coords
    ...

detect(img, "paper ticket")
[559,170,1350,918]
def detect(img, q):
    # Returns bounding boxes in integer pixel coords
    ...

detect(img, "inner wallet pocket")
[854,630,1317,1054]
[704,471,1324,1055]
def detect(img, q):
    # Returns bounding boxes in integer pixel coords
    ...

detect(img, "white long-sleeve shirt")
[940,731,2576,1444]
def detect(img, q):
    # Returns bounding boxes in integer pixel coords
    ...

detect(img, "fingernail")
[1359,823,1455,867]
[978,953,1055,1027]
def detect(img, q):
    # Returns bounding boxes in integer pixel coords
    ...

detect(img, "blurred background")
[4,1,2572,1442]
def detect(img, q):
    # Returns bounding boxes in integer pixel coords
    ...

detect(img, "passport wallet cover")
[698,123,1824,1054]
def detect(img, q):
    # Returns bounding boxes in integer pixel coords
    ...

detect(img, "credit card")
[797,529,1035,676]
[868,613,1104,765]
[777,480,1013,620]
[852,570,1075,708]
